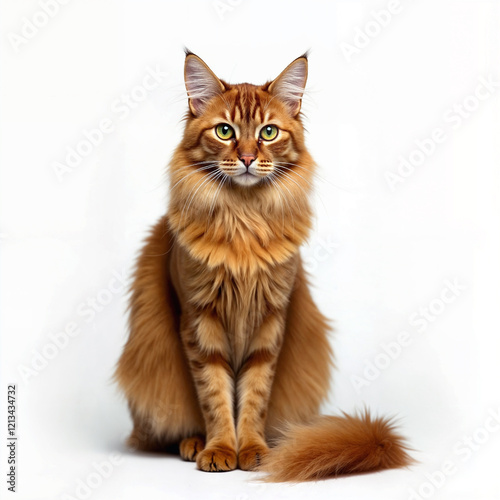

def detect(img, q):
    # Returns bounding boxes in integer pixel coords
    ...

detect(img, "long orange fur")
[114,50,412,480]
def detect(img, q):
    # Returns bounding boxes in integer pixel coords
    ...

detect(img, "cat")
[114,50,412,481]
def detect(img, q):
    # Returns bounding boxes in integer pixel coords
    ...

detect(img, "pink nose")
[239,154,256,167]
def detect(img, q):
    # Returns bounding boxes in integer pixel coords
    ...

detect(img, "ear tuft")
[184,53,225,116]
[268,56,308,117]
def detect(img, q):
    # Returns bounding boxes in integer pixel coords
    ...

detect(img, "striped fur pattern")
[114,52,412,479]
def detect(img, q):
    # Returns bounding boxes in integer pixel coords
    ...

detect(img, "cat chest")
[173,239,298,353]
[173,243,298,368]
[192,266,292,321]
[197,266,293,368]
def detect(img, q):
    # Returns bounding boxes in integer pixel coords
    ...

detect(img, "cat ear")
[184,52,225,116]
[268,55,308,117]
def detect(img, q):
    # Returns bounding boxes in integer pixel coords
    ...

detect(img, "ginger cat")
[114,51,411,481]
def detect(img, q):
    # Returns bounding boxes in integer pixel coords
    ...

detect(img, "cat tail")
[260,410,413,482]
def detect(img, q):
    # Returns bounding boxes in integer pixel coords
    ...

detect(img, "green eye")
[260,125,278,141]
[216,123,235,140]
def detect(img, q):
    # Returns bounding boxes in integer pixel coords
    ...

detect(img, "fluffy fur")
[261,412,412,481]
[114,51,412,480]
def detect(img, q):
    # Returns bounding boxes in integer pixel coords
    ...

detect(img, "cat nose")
[239,154,256,168]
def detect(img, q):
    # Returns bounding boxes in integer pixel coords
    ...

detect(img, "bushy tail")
[260,411,413,482]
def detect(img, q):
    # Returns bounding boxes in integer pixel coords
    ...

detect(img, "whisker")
[180,170,220,225]
[273,165,328,218]
[274,161,356,193]
[147,160,215,195]
[170,163,217,191]
[267,174,287,234]
[275,162,313,186]
[205,169,225,216]
[269,169,303,214]
[273,166,312,195]
[208,172,228,218]
[269,170,299,235]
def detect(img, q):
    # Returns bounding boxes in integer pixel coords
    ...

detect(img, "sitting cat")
[114,50,411,481]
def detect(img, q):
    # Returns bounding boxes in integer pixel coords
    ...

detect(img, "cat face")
[173,52,313,195]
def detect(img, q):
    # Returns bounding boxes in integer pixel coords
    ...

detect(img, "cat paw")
[180,435,205,462]
[196,445,237,472]
[238,443,269,471]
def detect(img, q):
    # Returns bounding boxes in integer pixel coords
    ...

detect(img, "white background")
[1,0,499,499]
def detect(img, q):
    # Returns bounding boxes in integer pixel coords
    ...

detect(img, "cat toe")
[238,443,269,471]
[196,445,237,472]
[180,435,205,462]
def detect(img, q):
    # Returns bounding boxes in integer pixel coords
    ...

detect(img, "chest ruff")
[167,210,308,367]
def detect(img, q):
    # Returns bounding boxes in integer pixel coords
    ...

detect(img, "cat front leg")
[180,310,237,472]
[236,312,285,471]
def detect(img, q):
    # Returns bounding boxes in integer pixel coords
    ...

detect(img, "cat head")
[178,50,310,188]
[169,51,315,230]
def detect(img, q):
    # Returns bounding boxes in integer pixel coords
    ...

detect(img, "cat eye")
[260,125,279,141]
[215,123,235,140]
